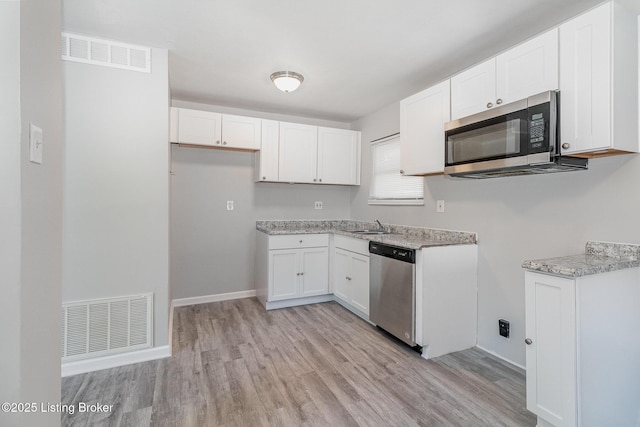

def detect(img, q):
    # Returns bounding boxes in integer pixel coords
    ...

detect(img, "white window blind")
[369,135,424,205]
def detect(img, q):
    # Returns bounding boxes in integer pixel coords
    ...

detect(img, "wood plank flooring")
[61,298,536,426]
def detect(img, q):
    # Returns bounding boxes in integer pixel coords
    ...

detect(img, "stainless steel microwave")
[444,91,587,178]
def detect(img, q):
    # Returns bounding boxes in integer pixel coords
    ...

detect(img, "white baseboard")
[476,345,526,371]
[265,294,334,310]
[172,289,257,307]
[62,345,171,377]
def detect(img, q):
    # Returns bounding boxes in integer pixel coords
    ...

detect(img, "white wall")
[350,102,640,366]
[0,2,23,419]
[62,48,170,347]
[0,0,64,426]
[170,101,352,300]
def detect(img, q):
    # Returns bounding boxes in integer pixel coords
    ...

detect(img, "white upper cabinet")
[278,122,318,183]
[317,127,360,185]
[496,28,558,104]
[171,107,361,185]
[451,59,496,120]
[559,2,638,156]
[451,28,558,120]
[173,108,222,146]
[400,79,451,175]
[255,119,280,182]
[170,107,261,150]
[278,123,361,185]
[221,114,261,150]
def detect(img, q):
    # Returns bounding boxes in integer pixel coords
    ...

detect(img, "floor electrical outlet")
[314,201,323,209]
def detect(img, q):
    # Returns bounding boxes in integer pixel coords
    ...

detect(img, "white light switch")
[436,200,445,213]
[29,123,43,164]
[226,201,234,211]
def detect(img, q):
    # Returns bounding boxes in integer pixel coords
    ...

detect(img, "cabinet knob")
[562,143,570,150]
[300,272,304,276]
[319,178,322,182]
[346,276,352,281]
[223,141,227,145]
[216,140,221,145]
[496,98,503,105]
[525,338,533,345]
[313,178,317,182]
[400,170,405,175]
[486,102,493,109]
[299,240,303,243]
[262,176,266,180]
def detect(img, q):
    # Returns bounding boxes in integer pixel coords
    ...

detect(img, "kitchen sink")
[344,229,394,235]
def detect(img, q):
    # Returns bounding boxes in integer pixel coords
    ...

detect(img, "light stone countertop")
[522,241,640,278]
[256,220,477,250]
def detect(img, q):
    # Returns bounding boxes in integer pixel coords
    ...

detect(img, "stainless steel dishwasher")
[369,241,416,346]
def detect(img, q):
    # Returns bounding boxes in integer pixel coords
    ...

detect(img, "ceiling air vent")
[61,32,151,73]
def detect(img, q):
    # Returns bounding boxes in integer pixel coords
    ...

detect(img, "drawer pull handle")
[525,338,533,345]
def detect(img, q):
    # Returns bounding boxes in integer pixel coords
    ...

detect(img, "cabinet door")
[450,59,496,120]
[333,249,351,302]
[256,119,279,182]
[400,80,450,175]
[278,122,318,183]
[349,253,370,316]
[299,248,329,297]
[496,28,558,105]
[177,108,222,146]
[222,114,261,150]
[525,272,577,427]
[269,250,299,301]
[317,127,360,185]
[559,3,611,154]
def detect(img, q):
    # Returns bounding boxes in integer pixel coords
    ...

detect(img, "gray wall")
[170,101,352,300]
[0,0,64,425]
[350,101,640,366]
[62,48,170,347]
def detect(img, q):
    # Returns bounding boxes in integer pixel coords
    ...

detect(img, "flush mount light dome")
[270,71,304,93]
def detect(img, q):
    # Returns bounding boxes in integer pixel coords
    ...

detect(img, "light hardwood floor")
[62,298,536,426]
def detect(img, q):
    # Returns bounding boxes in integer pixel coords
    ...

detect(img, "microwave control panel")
[529,112,545,149]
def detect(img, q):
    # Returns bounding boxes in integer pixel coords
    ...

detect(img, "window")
[369,134,424,205]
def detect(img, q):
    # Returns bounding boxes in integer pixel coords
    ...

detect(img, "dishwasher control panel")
[369,242,415,263]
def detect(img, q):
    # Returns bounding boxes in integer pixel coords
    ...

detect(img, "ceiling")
[62,0,608,123]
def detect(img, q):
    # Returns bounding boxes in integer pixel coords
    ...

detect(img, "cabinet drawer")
[334,235,369,256]
[268,234,329,250]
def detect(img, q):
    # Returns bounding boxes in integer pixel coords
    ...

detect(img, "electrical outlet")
[314,201,323,210]
[436,200,445,213]
[226,200,234,211]
[499,319,510,338]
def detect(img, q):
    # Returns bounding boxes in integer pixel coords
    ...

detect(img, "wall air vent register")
[61,32,151,73]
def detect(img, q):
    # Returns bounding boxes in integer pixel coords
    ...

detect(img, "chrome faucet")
[375,219,384,230]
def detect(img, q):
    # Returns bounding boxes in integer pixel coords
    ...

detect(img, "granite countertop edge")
[522,241,640,278]
[255,220,477,250]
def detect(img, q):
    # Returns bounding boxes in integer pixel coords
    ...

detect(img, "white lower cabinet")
[256,233,330,309]
[525,269,640,427]
[415,244,478,359]
[333,246,370,317]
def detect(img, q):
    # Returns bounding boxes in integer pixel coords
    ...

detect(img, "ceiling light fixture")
[270,71,304,93]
